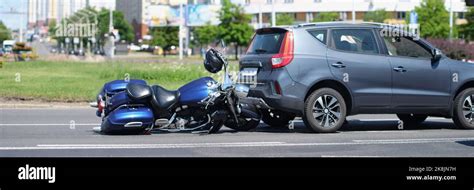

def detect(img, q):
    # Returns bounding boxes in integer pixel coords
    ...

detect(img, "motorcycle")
[91,46,261,135]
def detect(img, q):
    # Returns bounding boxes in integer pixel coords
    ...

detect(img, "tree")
[363,9,389,23]
[150,27,179,55]
[194,23,219,47]
[415,0,450,38]
[276,13,295,26]
[48,20,57,38]
[0,21,11,43]
[460,7,474,41]
[313,12,339,22]
[218,0,254,59]
[97,9,135,42]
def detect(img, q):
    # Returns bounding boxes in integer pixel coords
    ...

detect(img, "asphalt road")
[0,108,473,157]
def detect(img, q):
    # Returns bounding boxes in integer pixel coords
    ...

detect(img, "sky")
[0,0,28,30]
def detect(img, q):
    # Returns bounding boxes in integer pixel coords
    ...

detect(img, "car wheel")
[303,88,347,133]
[453,88,474,129]
[261,109,295,127]
[396,114,428,128]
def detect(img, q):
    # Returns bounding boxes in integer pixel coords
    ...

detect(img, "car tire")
[303,88,347,133]
[396,114,428,128]
[453,88,474,129]
[261,109,295,127]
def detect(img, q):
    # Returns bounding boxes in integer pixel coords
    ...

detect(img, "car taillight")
[271,31,294,69]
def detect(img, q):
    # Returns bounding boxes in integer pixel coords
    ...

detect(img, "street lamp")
[449,0,454,40]
[0,5,26,42]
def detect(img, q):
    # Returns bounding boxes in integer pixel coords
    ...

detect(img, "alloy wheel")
[462,95,474,123]
[312,95,341,128]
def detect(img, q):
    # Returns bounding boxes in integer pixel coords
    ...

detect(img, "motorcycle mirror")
[220,40,226,49]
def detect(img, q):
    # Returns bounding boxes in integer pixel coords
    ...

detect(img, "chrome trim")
[124,122,143,128]
[89,102,98,108]
[235,84,250,99]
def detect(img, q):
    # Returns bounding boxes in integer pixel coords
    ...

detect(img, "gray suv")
[240,22,474,133]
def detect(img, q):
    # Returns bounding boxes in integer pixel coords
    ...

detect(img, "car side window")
[330,29,379,54]
[308,30,327,44]
[383,36,432,59]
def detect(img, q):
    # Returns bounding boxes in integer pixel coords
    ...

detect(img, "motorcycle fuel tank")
[178,77,217,105]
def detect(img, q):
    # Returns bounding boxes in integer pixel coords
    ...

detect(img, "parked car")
[240,22,474,133]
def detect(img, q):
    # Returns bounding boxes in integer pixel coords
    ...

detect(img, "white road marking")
[0,137,471,150]
[0,123,100,126]
[354,137,474,143]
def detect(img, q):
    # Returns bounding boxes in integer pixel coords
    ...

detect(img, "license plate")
[239,68,258,87]
[240,68,258,76]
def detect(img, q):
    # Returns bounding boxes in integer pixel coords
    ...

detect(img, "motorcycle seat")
[151,85,180,110]
[126,83,152,100]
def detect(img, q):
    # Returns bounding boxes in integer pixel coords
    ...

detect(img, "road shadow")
[456,140,474,147]
[250,119,460,134]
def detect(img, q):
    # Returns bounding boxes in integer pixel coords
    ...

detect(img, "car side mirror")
[432,48,442,61]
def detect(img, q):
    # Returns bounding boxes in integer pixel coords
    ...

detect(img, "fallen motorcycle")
[91,47,261,135]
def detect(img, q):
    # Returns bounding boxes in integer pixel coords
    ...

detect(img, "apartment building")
[235,0,468,27]
[27,0,115,29]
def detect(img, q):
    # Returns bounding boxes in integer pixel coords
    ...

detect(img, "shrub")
[427,38,474,60]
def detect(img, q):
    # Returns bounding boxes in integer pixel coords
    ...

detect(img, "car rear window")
[247,32,285,54]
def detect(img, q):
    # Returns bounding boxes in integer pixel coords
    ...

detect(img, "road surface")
[0,108,473,157]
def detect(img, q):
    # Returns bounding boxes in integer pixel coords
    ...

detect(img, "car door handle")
[393,66,407,72]
[331,62,346,68]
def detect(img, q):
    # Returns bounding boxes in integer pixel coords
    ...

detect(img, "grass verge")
[0,60,238,102]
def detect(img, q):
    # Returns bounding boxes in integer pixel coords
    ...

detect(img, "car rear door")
[327,28,392,110]
[239,28,288,84]
[382,36,451,109]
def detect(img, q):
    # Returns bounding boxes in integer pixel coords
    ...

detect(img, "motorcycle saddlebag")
[101,106,154,134]
[102,79,147,97]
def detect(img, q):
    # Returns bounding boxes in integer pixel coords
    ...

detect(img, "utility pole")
[108,8,115,58]
[259,4,262,28]
[352,0,356,23]
[449,0,454,40]
[271,0,276,27]
[179,3,183,60]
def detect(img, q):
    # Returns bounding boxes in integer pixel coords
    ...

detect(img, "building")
[237,0,468,27]
[116,0,221,41]
[27,0,115,32]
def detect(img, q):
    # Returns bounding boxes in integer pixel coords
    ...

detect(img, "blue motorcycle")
[91,48,261,135]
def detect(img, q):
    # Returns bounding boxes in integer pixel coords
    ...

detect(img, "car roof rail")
[295,21,389,28]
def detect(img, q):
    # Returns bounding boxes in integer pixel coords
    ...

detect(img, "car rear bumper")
[246,68,305,114]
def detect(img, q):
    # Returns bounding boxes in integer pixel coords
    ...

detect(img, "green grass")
[0,60,239,102]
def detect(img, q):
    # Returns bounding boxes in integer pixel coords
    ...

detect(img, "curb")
[0,103,91,109]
